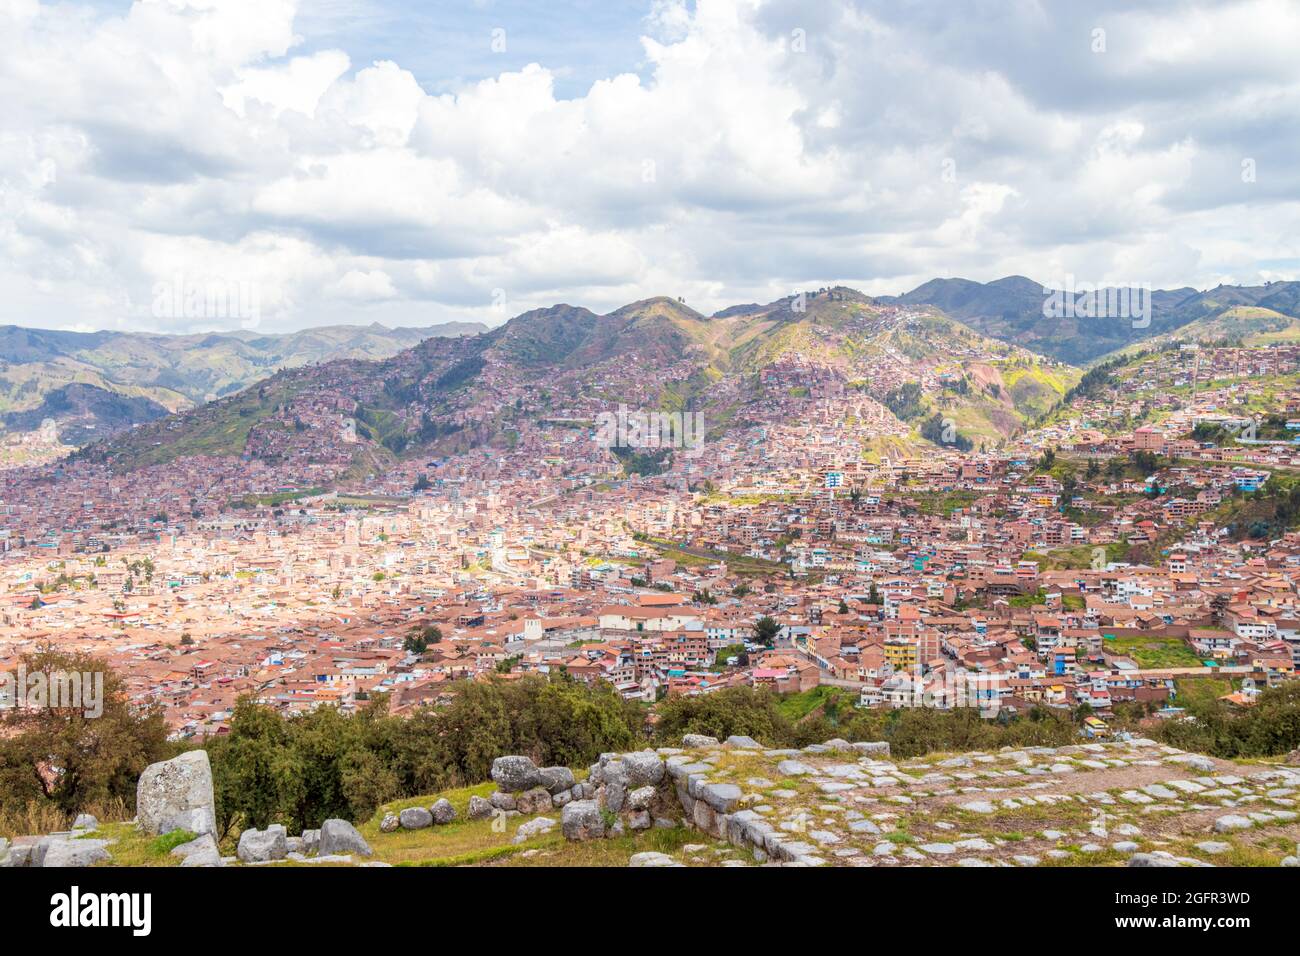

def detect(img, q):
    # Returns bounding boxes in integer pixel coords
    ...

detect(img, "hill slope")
[0,321,485,446]
[84,288,1078,477]
[879,277,1300,364]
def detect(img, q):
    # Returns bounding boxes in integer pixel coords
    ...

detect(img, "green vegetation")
[0,649,171,836]
[206,674,643,837]
[1154,683,1300,758]
[1103,634,1206,669]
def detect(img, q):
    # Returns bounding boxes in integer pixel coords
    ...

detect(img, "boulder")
[626,785,656,811]
[852,741,891,756]
[72,813,98,831]
[491,756,542,793]
[399,807,432,830]
[561,800,606,841]
[1128,853,1182,867]
[681,734,719,748]
[515,787,553,815]
[41,839,111,868]
[489,791,517,811]
[431,799,457,825]
[621,751,666,788]
[379,813,400,833]
[467,795,494,820]
[171,833,221,867]
[136,751,216,836]
[301,829,320,855]
[538,767,576,794]
[1213,814,1254,833]
[512,816,557,844]
[725,735,762,749]
[319,819,371,857]
[237,826,288,863]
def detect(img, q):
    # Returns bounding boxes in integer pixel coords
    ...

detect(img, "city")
[0,0,1295,937]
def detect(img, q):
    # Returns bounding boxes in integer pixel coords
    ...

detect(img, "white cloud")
[0,0,1297,335]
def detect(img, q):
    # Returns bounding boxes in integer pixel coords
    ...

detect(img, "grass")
[81,822,196,867]
[776,685,855,722]
[1103,635,1206,669]
[1174,676,1238,708]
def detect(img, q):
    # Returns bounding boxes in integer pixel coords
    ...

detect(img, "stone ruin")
[1,749,377,868]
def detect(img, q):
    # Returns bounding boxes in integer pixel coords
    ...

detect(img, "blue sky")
[295,0,657,99]
[3,0,1298,333]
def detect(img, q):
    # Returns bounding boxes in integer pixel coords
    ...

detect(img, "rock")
[621,751,666,787]
[538,767,576,794]
[1282,856,1299,867]
[515,787,553,815]
[491,756,542,793]
[1167,754,1217,773]
[1113,841,1140,853]
[682,734,719,748]
[431,799,457,825]
[1128,853,1181,867]
[1,844,33,868]
[851,741,891,756]
[41,839,111,868]
[301,829,320,855]
[699,782,743,813]
[1213,814,1254,833]
[960,801,996,814]
[379,813,400,833]
[237,826,288,863]
[561,800,606,841]
[512,816,557,844]
[136,750,217,836]
[489,791,517,811]
[627,785,656,810]
[1284,748,1300,766]
[171,833,221,867]
[72,814,98,831]
[319,819,371,857]
[629,851,680,867]
[398,807,432,830]
[627,810,652,830]
[778,760,814,776]
[468,795,494,820]
[725,735,762,749]
[1195,841,1232,854]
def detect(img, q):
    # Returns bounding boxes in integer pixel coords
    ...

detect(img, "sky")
[1,0,1298,334]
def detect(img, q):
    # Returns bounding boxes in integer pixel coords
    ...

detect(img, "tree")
[0,649,171,820]
[752,616,780,648]
[404,623,441,655]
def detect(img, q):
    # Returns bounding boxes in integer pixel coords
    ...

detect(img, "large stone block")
[136,750,216,836]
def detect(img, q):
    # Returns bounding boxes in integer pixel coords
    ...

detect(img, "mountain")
[874,277,1300,364]
[83,288,1079,477]
[0,321,486,446]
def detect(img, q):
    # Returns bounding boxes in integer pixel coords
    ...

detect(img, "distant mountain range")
[878,276,1300,364]
[0,321,485,445]
[6,276,1297,458]
[83,288,1078,477]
